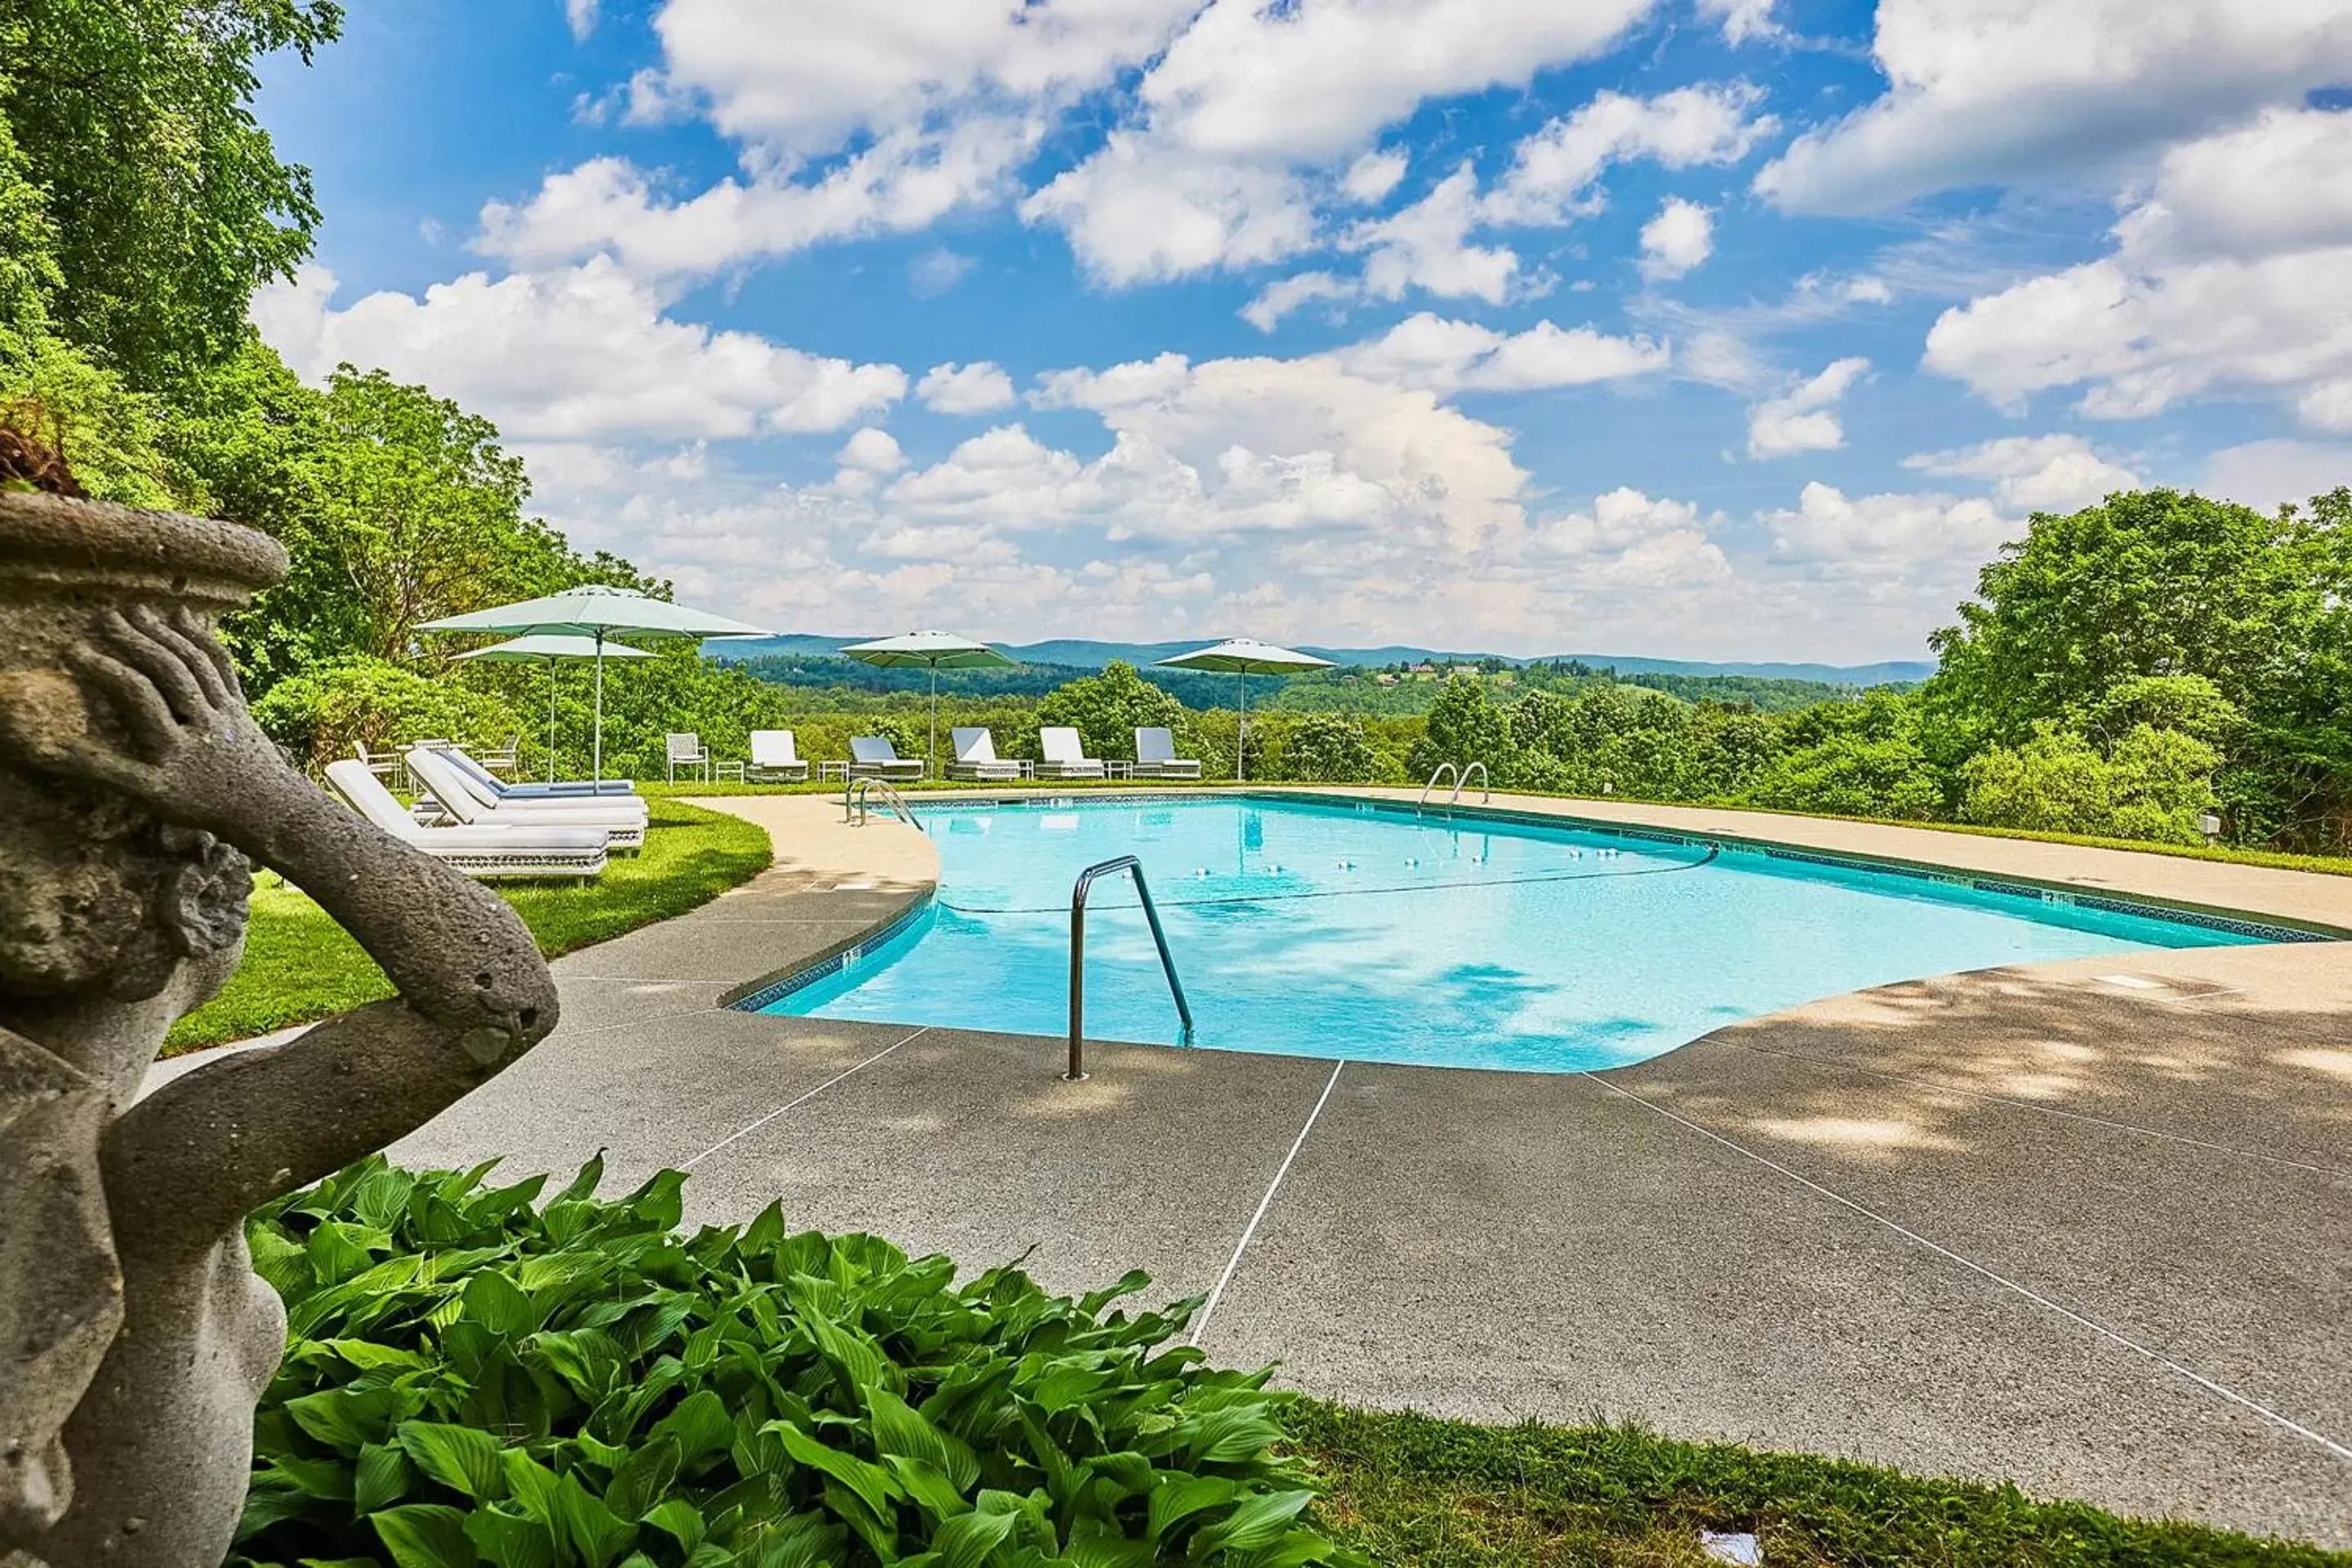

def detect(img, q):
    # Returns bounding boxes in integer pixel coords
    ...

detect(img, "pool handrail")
[1454,761,1491,804]
[1419,763,1460,808]
[1066,855,1192,1080]
[844,776,922,831]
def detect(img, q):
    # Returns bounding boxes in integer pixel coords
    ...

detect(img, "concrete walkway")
[389,790,2352,1548]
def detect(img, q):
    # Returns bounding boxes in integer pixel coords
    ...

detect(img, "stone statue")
[0,490,559,1566]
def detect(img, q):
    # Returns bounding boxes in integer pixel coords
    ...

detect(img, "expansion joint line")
[1190,1059,1347,1348]
[1580,1071,2352,1465]
[682,1026,929,1169]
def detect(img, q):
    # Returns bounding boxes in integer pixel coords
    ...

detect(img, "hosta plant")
[235,1156,1360,1568]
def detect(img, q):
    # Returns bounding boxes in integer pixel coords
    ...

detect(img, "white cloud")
[1337,313,1671,394]
[1766,481,2016,570]
[836,427,906,473]
[908,248,975,297]
[1924,109,2352,427]
[1028,0,1659,282]
[1487,83,1775,227]
[2201,439,2352,514]
[564,0,597,42]
[1343,149,1410,204]
[1903,434,2142,513]
[1746,356,1869,458]
[1528,488,1732,588]
[1021,135,1318,286]
[635,0,1196,156]
[1699,0,1780,45]
[1638,197,1713,282]
[1755,0,2352,214]
[252,260,906,441]
[915,361,1018,415]
[1345,163,1521,305]
[1241,271,1359,332]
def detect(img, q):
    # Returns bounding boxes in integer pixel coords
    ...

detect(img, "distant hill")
[707,635,1933,687]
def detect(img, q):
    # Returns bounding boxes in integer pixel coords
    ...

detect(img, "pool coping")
[714,787,2348,1021]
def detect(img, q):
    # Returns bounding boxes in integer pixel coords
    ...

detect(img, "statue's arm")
[28,608,559,1251]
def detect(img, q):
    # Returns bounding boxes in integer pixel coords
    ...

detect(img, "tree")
[1958,722,2220,845]
[0,0,342,387]
[1409,674,1513,780]
[1036,661,1189,766]
[1282,713,1379,782]
[1744,691,1946,820]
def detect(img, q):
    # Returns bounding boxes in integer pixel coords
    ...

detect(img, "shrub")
[1959,722,2220,845]
[235,1156,1359,1568]
[251,655,523,773]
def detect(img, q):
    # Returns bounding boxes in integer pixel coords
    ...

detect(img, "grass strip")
[1291,1404,2346,1567]
[165,797,771,1054]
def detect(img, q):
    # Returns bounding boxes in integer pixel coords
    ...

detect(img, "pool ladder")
[1419,760,1491,810]
[844,777,922,831]
[1065,856,1193,1080]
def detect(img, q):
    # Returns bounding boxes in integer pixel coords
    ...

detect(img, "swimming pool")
[760,795,2300,1072]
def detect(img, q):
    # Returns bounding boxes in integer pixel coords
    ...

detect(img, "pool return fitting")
[1067,855,1193,1080]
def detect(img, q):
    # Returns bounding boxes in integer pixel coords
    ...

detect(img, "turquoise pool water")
[764,796,2275,1072]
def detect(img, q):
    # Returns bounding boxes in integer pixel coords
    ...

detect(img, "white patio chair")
[1132,726,1202,779]
[848,736,926,781]
[437,744,635,800]
[666,732,710,782]
[326,761,608,881]
[1036,727,1107,779]
[746,729,810,782]
[406,747,648,850]
[947,727,1025,782]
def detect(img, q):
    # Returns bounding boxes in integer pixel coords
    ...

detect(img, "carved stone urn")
[0,488,559,1566]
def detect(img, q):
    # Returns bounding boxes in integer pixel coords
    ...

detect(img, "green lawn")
[1294,1405,2347,1566]
[166,797,771,1054]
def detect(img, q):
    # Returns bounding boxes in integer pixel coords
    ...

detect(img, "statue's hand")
[31,606,299,836]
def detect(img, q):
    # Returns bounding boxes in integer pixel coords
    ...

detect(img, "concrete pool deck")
[386,790,2352,1548]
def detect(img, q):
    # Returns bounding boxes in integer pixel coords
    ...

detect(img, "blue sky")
[249,0,2352,662]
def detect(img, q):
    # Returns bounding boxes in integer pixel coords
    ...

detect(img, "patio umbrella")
[454,634,653,782]
[1155,638,1336,782]
[421,586,771,780]
[840,630,1016,779]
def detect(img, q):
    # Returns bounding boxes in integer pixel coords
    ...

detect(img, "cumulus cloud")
[1699,0,1780,44]
[1756,0,2352,214]
[1486,83,1775,227]
[1746,357,1869,458]
[252,260,906,441]
[2202,439,2352,514]
[1241,271,1359,332]
[1766,481,2015,572]
[836,427,907,473]
[1344,164,1521,304]
[1903,434,2141,513]
[915,361,1018,414]
[1021,136,1318,286]
[1924,108,2352,427]
[1638,197,1713,282]
[564,0,597,42]
[1336,313,1671,394]
[1343,149,1409,204]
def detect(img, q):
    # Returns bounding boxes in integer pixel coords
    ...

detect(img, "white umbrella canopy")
[1156,639,1337,782]
[841,630,1017,779]
[421,586,773,779]
[454,634,652,782]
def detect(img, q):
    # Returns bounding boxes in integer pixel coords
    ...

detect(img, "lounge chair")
[1036,727,1107,779]
[326,760,608,880]
[948,727,1025,782]
[666,732,711,782]
[848,736,925,782]
[746,729,810,782]
[436,744,635,800]
[406,746,648,850]
[1132,727,1202,779]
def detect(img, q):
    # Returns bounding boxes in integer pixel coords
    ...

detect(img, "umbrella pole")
[1236,670,1247,783]
[929,662,938,783]
[593,630,605,784]
[547,659,559,782]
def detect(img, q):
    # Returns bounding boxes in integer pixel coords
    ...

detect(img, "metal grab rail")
[1066,856,1193,1080]
[844,776,922,830]
[1454,761,1491,804]
[1418,763,1460,808]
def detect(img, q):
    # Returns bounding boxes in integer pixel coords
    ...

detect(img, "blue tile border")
[726,891,937,1013]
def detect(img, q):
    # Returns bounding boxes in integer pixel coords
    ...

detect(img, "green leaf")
[1147,1476,1236,1542]
[871,1388,981,1493]
[640,1498,706,1554]
[464,1271,542,1339]
[465,1505,559,1568]
[647,1389,736,1469]
[1190,1490,1315,1556]
[930,1507,1018,1568]
[604,1436,680,1521]
[884,1455,971,1521]
[550,1471,638,1568]
[769,1421,902,1520]
[372,1504,480,1568]
[396,1421,507,1502]
[354,1442,416,1514]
